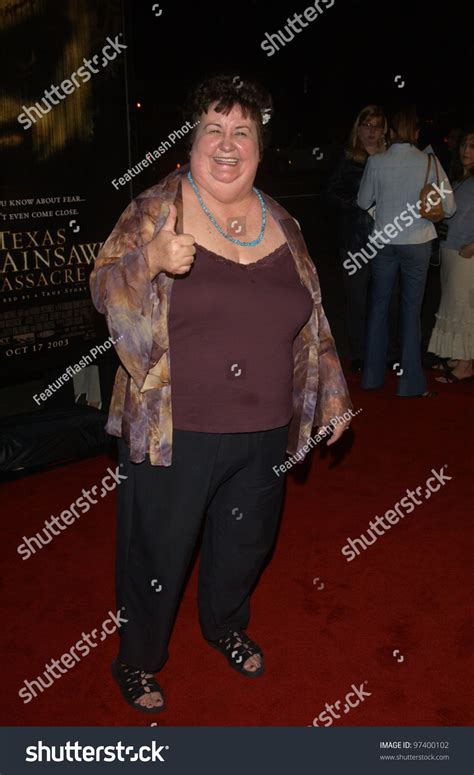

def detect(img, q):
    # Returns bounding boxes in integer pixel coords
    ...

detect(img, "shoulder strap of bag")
[423,154,432,186]
[431,154,441,186]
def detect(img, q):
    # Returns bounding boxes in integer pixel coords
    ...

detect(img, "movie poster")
[0,0,130,380]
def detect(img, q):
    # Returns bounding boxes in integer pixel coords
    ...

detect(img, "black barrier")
[0,727,472,774]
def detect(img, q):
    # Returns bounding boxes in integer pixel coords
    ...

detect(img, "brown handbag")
[419,153,444,222]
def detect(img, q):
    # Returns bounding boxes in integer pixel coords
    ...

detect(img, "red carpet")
[2,368,473,727]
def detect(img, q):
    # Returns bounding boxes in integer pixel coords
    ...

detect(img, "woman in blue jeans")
[357,108,456,396]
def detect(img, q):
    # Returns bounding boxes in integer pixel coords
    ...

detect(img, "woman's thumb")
[162,203,178,233]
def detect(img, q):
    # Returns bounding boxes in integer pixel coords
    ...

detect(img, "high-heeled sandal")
[431,359,458,371]
[435,364,474,383]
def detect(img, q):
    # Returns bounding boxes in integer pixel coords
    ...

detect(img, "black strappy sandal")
[435,363,474,384]
[111,658,166,714]
[206,629,265,678]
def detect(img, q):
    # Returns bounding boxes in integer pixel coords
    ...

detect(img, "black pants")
[116,425,288,672]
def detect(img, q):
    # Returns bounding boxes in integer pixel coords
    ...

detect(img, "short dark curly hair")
[183,73,273,158]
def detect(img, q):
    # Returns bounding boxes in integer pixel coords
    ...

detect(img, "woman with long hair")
[358,107,456,396]
[328,105,389,372]
[429,128,474,383]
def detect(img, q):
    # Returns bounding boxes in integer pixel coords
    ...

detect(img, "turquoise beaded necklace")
[187,170,267,247]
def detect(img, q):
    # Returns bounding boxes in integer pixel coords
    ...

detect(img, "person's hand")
[144,203,196,278]
[326,421,350,446]
[459,243,474,259]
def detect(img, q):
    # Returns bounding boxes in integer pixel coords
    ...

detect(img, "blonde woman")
[328,105,389,372]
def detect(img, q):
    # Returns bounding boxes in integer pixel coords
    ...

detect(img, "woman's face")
[460,133,474,171]
[190,101,260,199]
[358,115,385,152]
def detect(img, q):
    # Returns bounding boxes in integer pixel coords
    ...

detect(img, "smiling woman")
[89,73,352,715]
[183,76,273,160]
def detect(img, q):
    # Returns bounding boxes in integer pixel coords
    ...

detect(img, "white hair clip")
[261,108,272,125]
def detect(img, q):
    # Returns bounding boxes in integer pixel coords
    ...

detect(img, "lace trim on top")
[195,241,289,270]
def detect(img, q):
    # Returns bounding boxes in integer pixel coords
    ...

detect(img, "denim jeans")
[339,249,400,361]
[362,242,432,396]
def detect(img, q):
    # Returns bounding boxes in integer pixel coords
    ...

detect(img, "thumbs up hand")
[145,203,196,278]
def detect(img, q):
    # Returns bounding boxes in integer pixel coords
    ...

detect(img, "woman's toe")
[244,654,262,672]
[135,691,163,709]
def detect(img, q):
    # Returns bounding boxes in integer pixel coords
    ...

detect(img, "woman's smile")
[212,156,240,166]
